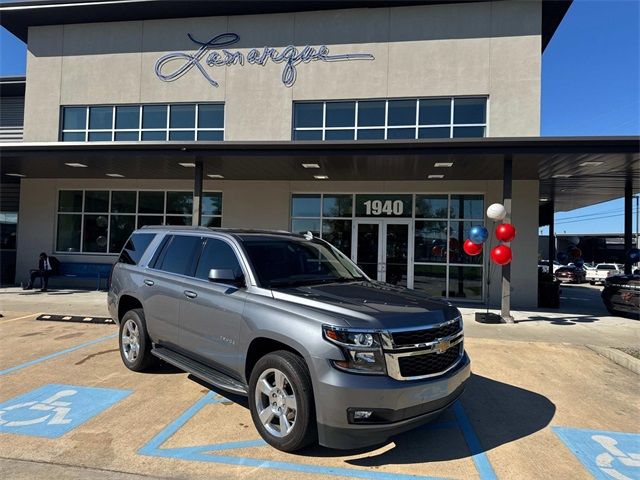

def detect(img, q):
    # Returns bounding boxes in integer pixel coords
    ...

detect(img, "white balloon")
[568,236,580,245]
[487,203,507,221]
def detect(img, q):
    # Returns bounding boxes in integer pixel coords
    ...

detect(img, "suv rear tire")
[119,308,157,372]
[248,350,317,452]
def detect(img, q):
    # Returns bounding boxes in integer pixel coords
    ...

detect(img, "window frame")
[292,96,489,141]
[55,189,223,255]
[60,103,225,142]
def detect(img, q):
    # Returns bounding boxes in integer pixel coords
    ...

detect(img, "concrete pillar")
[501,155,514,323]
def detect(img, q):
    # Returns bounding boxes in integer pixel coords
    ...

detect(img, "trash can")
[538,275,560,308]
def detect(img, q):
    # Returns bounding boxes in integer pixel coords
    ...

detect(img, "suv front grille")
[391,320,461,346]
[397,344,463,378]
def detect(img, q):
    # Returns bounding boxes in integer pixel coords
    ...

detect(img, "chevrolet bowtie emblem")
[434,339,451,354]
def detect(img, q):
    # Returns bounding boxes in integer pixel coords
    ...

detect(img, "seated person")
[24,252,60,292]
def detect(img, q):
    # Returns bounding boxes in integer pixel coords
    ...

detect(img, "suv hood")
[271,281,458,330]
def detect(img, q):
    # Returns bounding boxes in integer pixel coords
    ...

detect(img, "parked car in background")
[587,263,623,285]
[538,260,562,274]
[602,274,640,319]
[555,266,586,283]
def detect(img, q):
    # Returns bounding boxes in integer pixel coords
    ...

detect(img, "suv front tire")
[248,350,317,452]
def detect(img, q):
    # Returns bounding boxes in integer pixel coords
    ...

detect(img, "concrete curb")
[587,345,640,375]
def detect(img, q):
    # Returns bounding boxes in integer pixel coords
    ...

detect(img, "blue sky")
[1,0,638,234]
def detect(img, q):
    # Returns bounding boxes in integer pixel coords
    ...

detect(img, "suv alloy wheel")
[119,308,157,371]
[248,350,317,451]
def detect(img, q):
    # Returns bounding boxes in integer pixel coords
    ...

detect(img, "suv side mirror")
[208,269,244,287]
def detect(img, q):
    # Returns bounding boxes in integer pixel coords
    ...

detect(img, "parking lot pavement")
[461,283,640,348]
[0,312,638,480]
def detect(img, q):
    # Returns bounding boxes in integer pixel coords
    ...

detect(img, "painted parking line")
[0,383,131,438]
[0,333,118,376]
[140,392,496,480]
[453,402,497,480]
[0,313,41,323]
[553,426,640,480]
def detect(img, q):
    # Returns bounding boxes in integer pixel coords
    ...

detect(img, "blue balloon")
[468,226,489,245]
[432,239,445,246]
[557,252,568,264]
[628,248,640,262]
[574,258,584,268]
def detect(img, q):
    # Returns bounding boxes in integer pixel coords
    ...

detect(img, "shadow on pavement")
[323,373,555,464]
[518,315,600,325]
[192,372,556,463]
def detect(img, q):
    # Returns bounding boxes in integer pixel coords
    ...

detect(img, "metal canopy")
[0,0,571,51]
[1,136,638,212]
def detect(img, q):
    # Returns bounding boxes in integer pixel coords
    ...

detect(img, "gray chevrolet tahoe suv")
[108,226,470,452]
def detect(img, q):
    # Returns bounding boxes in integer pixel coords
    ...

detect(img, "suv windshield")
[240,235,366,288]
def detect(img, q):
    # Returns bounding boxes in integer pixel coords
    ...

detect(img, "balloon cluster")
[487,203,515,265]
[556,237,583,266]
[461,203,517,266]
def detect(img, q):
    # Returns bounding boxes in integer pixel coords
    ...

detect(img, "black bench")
[40,262,114,290]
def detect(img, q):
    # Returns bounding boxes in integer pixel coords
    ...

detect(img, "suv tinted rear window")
[155,235,203,276]
[118,233,156,265]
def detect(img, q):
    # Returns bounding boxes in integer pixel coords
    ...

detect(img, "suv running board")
[151,346,248,395]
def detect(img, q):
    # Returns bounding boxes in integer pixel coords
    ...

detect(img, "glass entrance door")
[354,220,411,286]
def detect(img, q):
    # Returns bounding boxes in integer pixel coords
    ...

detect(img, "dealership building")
[1,0,638,309]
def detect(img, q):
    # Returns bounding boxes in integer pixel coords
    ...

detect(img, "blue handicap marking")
[553,427,640,480]
[0,383,131,438]
[140,392,497,480]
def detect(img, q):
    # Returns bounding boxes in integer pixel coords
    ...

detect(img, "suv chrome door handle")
[184,290,198,299]
[143,279,154,286]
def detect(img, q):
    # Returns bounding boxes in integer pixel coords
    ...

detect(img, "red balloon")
[463,239,483,256]
[491,245,512,265]
[432,245,443,256]
[569,247,582,259]
[495,223,516,242]
[449,238,460,250]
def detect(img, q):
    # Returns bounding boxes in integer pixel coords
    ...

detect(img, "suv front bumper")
[310,351,471,450]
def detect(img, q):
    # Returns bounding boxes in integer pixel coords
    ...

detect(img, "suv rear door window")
[195,238,243,280]
[155,235,203,276]
[118,233,156,265]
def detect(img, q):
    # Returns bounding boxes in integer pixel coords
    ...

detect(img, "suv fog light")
[353,410,373,420]
[347,407,394,424]
[352,351,376,364]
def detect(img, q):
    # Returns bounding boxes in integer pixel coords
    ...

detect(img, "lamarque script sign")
[155,33,375,88]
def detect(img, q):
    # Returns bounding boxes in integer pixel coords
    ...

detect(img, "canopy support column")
[624,176,633,274]
[192,159,203,227]
[501,155,514,323]
[548,195,555,272]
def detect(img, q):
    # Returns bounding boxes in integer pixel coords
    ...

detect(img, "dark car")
[555,266,586,283]
[602,274,640,319]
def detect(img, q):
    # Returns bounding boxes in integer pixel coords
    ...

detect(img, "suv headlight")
[322,325,386,375]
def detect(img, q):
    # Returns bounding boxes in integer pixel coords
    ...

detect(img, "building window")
[291,194,353,257]
[61,104,224,142]
[56,190,222,254]
[292,97,487,140]
[290,192,484,301]
[414,194,484,300]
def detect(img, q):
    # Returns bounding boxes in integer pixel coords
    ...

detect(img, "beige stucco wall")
[23,1,541,141]
[16,178,539,308]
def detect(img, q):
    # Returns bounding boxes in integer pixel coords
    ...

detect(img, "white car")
[587,264,623,285]
[539,260,562,274]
